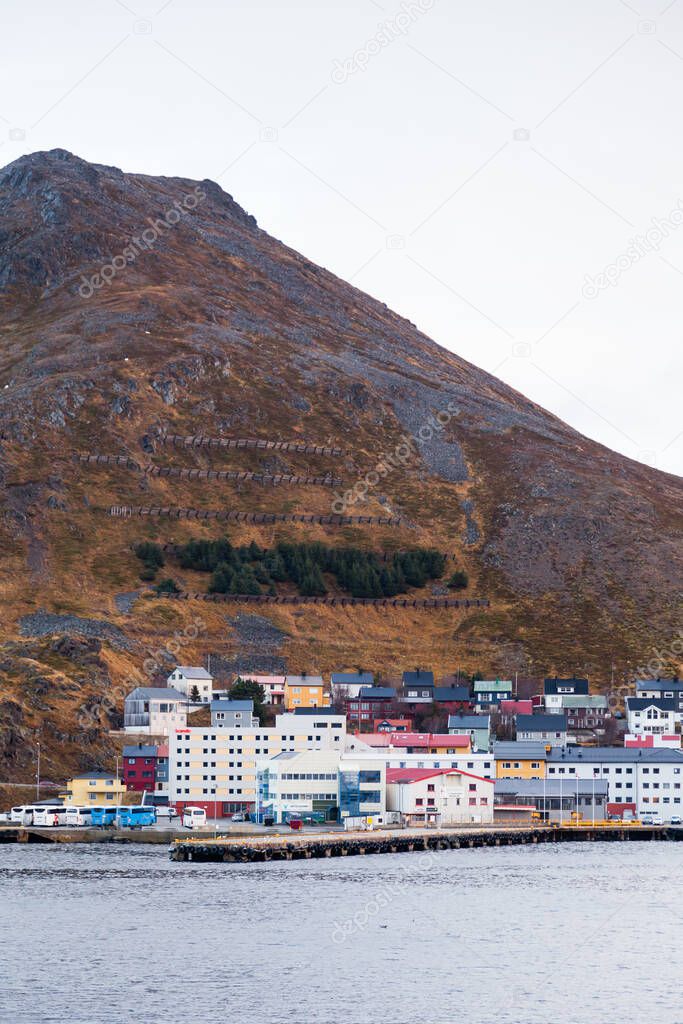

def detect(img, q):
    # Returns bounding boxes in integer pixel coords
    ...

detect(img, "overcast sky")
[1,0,682,475]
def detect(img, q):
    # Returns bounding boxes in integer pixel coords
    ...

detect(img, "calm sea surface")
[0,841,681,1024]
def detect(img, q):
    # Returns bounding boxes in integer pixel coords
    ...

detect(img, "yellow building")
[495,743,547,779]
[64,773,127,804]
[284,675,329,710]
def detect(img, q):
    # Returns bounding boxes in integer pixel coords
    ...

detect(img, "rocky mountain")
[0,148,681,784]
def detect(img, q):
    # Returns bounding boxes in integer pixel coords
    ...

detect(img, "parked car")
[649,815,664,826]
[231,812,246,822]
[0,811,9,823]
[156,805,177,820]
[670,815,681,825]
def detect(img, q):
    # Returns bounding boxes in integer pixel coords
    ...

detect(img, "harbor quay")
[169,822,681,863]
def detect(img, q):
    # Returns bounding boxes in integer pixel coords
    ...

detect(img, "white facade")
[386,769,494,825]
[340,744,496,780]
[257,749,341,822]
[546,750,683,819]
[167,666,213,703]
[168,712,347,811]
[626,701,679,736]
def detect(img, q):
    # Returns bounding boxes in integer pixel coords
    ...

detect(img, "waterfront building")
[166,666,213,703]
[284,674,328,709]
[340,741,495,780]
[123,687,187,735]
[338,756,386,820]
[493,741,548,778]
[494,777,608,823]
[122,744,158,793]
[448,714,491,752]
[625,697,679,737]
[257,749,342,823]
[168,711,346,816]
[546,746,683,818]
[210,699,258,729]
[64,773,126,804]
[515,713,567,746]
[386,767,494,826]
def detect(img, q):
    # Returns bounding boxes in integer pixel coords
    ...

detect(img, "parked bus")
[10,806,35,825]
[182,806,207,829]
[33,806,68,827]
[90,807,117,827]
[65,806,93,827]
[117,805,157,828]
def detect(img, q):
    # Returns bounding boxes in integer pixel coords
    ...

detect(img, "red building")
[122,744,158,793]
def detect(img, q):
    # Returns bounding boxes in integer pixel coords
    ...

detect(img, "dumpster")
[289,819,303,830]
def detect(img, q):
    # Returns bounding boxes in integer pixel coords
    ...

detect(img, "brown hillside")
[0,148,681,783]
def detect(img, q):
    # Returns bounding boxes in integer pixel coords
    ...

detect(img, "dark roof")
[434,687,471,701]
[210,699,254,712]
[125,686,186,701]
[448,714,490,730]
[635,678,683,690]
[516,714,567,733]
[70,772,120,781]
[493,741,549,759]
[625,697,677,711]
[544,678,590,695]
[547,746,683,763]
[495,778,608,797]
[331,672,374,686]
[402,670,434,687]
[122,745,157,757]
[291,707,340,715]
[357,686,396,700]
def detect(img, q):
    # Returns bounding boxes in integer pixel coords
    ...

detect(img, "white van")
[182,806,207,829]
[33,806,68,827]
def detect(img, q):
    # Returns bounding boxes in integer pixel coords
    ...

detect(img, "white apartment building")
[167,666,213,703]
[546,747,683,819]
[168,712,346,815]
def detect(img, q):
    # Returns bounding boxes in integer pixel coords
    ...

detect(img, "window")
[427,784,435,792]
[415,798,423,806]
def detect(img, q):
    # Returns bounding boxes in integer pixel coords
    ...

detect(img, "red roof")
[500,699,533,715]
[386,767,493,785]
[362,732,470,749]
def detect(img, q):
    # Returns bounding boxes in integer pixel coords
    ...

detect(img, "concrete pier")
[169,824,678,863]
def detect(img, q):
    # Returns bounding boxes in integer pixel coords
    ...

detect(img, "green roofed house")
[473,680,513,710]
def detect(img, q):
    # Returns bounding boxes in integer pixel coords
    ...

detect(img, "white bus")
[182,806,207,829]
[33,806,68,827]
[65,806,93,827]
[10,806,35,825]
